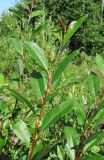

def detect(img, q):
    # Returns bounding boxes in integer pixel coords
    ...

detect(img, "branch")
[75,86,104,160]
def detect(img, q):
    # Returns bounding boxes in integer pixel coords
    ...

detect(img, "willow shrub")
[0,15,104,160]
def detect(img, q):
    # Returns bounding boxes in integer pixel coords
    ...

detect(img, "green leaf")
[10,89,35,113]
[0,100,5,111]
[84,133,101,152]
[0,137,5,153]
[87,72,100,98]
[32,144,51,160]
[65,142,75,160]
[0,87,35,113]
[46,92,58,102]
[31,10,46,18]
[92,108,104,128]
[88,100,104,127]
[30,71,47,99]
[64,127,79,160]
[74,101,86,125]
[17,58,24,76]
[63,16,87,46]
[11,38,23,56]
[40,97,74,131]
[52,76,61,88]
[81,154,104,160]
[52,50,79,82]
[57,145,65,160]
[14,58,24,76]
[64,126,78,147]
[21,3,30,11]
[0,73,4,85]
[11,120,30,145]
[31,140,43,159]
[33,21,49,38]
[25,41,48,71]
[95,54,104,75]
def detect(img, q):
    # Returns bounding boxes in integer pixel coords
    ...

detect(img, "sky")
[0,0,20,14]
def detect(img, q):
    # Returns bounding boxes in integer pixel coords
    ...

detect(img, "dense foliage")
[0,0,104,160]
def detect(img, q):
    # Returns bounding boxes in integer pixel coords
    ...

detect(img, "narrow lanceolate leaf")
[74,101,86,125]
[84,133,101,152]
[89,100,104,126]
[40,97,74,131]
[95,54,104,75]
[65,142,74,160]
[63,16,87,46]
[32,144,51,160]
[57,145,64,160]
[11,38,23,56]
[10,89,35,113]
[25,41,48,71]
[64,127,78,160]
[0,87,35,113]
[31,140,43,159]
[81,154,104,160]
[87,72,100,98]
[52,50,79,82]
[92,108,104,128]
[64,126,78,147]
[11,120,30,145]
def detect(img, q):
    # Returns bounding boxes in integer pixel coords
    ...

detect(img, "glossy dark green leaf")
[52,50,79,82]
[25,41,48,71]
[40,97,74,131]
[63,16,87,46]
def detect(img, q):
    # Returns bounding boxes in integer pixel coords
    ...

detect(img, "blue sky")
[0,0,20,14]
